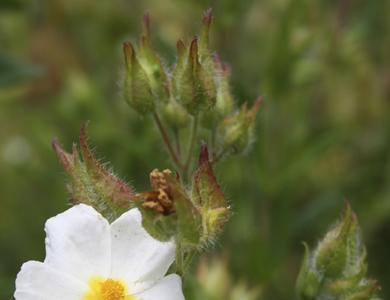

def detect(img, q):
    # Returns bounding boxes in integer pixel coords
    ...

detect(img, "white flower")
[15,204,184,300]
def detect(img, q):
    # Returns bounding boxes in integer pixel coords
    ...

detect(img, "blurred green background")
[1,0,389,299]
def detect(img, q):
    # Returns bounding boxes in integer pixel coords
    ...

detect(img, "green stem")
[173,127,181,158]
[175,242,185,277]
[153,112,184,172]
[175,243,197,277]
[184,115,199,177]
[182,248,197,274]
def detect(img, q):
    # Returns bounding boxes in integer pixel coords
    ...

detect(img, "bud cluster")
[122,9,263,171]
[54,126,230,274]
[296,203,381,300]
[52,10,257,278]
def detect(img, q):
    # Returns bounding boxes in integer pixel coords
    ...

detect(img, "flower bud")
[214,56,234,116]
[122,42,154,114]
[52,124,135,221]
[192,144,230,244]
[295,243,322,299]
[202,55,234,128]
[138,13,170,103]
[198,8,213,63]
[219,96,263,154]
[198,8,216,84]
[173,38,216,115]
[170,10,219,116]
[296,202,380,300]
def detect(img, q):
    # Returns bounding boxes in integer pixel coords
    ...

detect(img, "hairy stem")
[184,115,199,177]
[173,127,181,158]
[175,243,197,278]
[153,112,184,172]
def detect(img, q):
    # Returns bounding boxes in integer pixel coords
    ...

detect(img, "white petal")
[110,209,175,284]
[44,204,111,282]
[136,274,184,300]
[14,261,87,300]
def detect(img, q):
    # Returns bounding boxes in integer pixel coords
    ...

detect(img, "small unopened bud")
[219,96,263,154]
[171,10,219,115]
[198,8,213,62]
[214,56,234,117]
[52,124,135,221]
[202,55,234,128]
[198,8,218,111]
[173,38,216,115]
[123,42,154,114]
[192,144,230,244]
[295,243,322,299]
[296,202,381,300]
[198,8,216,76]
[138,13,170,102]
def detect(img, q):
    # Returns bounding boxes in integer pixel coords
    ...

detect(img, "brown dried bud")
[136,169,175,216]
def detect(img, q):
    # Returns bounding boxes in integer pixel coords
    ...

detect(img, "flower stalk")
[153,112,184,172]
[183,115,199,178]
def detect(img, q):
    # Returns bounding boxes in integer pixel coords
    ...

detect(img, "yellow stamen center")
[83,277,135,300]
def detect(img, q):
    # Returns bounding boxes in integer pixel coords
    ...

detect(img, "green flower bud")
[198,8,213,63]
[214,56,234,116]
[52,124,135,222]
[170,10,220,116]
[173,39,187,75]
[122,14,171,114]
[198,8,216,88]
[296,202,381,300]
[219,96,263,154]
[138,13,170,103]
[192,144,230,244]
[296,243,322,299]
[123,42,154,114]
[173,38,216,115]
[202,55,234,128]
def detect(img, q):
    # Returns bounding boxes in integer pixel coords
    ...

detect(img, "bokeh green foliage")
[0,0,389,299]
